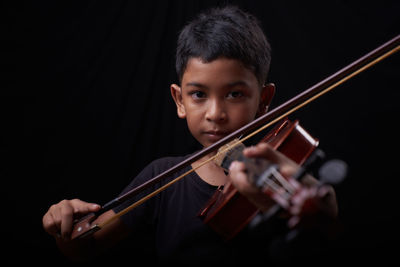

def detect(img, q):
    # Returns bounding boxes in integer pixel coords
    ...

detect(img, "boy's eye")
[191,91,206,99]
[227,91,244,99]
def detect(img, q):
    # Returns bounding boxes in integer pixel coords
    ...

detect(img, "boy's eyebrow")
[226,81,249,87]
[185,81,249,88]
[185,82,208,88]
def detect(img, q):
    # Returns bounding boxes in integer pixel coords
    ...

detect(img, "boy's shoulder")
[120,153,195,196]
[143,152,195,177]
[150,155,188,170]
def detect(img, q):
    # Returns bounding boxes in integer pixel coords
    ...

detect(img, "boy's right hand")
[42,199,101,240]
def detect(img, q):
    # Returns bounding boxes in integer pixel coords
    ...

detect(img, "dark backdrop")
[2,0,399,265]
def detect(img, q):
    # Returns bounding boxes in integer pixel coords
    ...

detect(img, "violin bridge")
[213,138,245,169]
[219,143,246,171]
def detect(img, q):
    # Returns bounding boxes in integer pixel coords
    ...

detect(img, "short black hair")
[175,5,271,86]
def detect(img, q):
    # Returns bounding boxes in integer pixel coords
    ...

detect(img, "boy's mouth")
[204,130,229,142]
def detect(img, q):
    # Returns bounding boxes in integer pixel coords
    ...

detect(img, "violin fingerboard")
[220,144,277,189]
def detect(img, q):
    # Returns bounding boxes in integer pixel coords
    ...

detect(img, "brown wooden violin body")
[198,118,319,240]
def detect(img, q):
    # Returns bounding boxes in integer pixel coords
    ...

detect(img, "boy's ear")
[257,83,275,117]
[170,84,186,118]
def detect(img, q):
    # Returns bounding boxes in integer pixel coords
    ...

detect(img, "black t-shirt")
[112,153,330,265]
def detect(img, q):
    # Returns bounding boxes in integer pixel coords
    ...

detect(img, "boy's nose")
[205,99,227,122]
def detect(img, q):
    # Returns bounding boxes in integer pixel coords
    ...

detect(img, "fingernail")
[318,186,329,198]
[246,146,256,152]
[229,161,238,169]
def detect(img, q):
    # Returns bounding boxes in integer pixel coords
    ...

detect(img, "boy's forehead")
[182,57,259,88]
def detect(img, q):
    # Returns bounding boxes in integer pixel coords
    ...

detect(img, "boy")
[42,5,338,265]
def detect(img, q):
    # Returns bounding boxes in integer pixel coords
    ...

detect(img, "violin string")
[268,167,296,195]
[220,142,297,196]
[259,169,293,201]
[97,42,400,231]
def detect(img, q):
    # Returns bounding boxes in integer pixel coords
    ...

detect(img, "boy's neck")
[192,154,228,186]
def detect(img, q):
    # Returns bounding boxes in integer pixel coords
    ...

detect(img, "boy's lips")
[203,130,229,141]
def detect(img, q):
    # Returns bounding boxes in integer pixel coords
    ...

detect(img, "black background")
[2,0,399,265]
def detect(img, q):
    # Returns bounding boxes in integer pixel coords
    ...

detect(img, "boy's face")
[171,57,274,148]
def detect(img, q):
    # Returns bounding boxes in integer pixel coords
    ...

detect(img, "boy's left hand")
[228,142,338,228]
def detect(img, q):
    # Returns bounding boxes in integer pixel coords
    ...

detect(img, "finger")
[243,143,274,159]
[243,143,299,176]
[288,215,300,228]
[243,143,289,165]
[229,160,246,173]
[317,185,331,199]
[287,177,301,190]
[229,161,255,193]
[60,205,75,240]
[49,204,63,234]
[290,187,313,205]
[270,190,290,209]
[70,199,101,215]
[42,211,61,237]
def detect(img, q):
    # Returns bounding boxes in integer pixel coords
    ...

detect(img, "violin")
[70,34,400,240]
[198,118,319,240]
